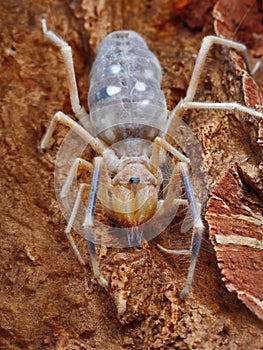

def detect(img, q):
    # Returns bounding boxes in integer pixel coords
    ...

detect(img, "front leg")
[64,157,108,287]
[157,159,204,298]
[83,157,108,288]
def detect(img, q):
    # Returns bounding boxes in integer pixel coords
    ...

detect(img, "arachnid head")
[101,162,161,226]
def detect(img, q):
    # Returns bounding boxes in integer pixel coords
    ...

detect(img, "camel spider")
[41,19,263,297]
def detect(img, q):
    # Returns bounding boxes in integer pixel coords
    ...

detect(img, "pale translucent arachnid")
[41,19,263,297]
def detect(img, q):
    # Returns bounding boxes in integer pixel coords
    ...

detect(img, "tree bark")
[0,0,262,349]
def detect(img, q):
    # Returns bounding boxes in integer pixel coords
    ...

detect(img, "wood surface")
[0,0,262,349]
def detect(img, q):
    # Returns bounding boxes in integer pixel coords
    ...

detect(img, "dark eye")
[129,177,140,184]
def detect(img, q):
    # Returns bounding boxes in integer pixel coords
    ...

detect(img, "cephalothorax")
[41,19,263,297]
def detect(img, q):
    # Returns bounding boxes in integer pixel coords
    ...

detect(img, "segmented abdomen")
[88,30,167,144]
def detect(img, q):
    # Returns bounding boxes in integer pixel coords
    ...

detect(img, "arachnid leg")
[65,183,88,237]
[64,157,108,287]
[151,136,190,169]
[41,19,87,120]
[83,157,108,287]
[41,111,106,154]
[177,101,263,120]
[185,36,250,102]
[61,157,93,199]
[164,35,262,135]
[157,159,204,298]
[179,162,204,298]
[65,183,88,266]
[165,100,263,142]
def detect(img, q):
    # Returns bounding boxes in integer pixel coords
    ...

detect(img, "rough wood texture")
[214,0,263,148]
[206,163,263,320]
[1,0,263,349]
